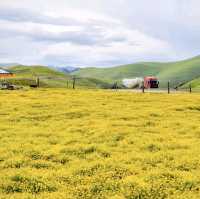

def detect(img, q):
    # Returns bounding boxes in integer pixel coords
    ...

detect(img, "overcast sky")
[0,0,200,67]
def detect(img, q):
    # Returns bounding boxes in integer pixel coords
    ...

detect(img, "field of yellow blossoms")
[1,89,200,199]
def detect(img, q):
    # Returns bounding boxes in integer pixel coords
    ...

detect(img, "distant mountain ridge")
[48,66,80,73]
[0,63,20,67]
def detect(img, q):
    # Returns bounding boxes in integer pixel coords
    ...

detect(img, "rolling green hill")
[73,56,200,88]
[157,56,200,87]
[2,55,200,89]
[182,77,200,89]
[0,65,112,89]
[73,63,164,83]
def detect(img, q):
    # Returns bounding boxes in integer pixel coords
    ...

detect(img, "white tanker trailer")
[122,77,159,89]
[122,78,144,89]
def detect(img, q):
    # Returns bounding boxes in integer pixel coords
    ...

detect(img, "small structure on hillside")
[0,69,14,78]
[0,69,18,90]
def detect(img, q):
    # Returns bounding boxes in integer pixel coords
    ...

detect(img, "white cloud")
[41,27,170,67]
[0,0,199,66]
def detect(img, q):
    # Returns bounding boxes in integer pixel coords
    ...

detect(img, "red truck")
[144,76,159,89]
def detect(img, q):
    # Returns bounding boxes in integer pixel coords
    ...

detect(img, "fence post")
[115,82,118,91]
[142,81,145,93]
[72,76,76,89]
[36,77,40,87]
[168,81,170,94]
[189,84,192,93]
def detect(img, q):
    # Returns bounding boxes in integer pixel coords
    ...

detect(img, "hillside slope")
[157,56,200,87]
[182,77,200,89]
[73,56,200,87]
[73,63,165,82]
[1,65,112,89]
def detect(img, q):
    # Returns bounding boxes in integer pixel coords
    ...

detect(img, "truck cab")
[144,76,159,89]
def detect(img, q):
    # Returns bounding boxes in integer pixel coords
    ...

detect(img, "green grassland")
[1,65,112,89]
[72,63,164,83]
[73,56,200,88]
[2,55,200,89]
[1,89,200,198]
[182,77,200,90]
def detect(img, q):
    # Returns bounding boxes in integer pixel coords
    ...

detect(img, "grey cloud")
[0,6,119,27]
[34,31,101,45]
[0,25,127,47]
[0,7,83,26]
[30,30,127,46]
[0,7,128,47]
[133,19,200,55]
[95,0,200,56]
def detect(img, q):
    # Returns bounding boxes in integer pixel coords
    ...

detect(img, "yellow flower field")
[0,89,200,199]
